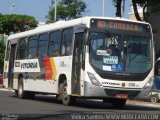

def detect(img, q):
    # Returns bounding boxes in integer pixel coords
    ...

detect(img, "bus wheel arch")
[57,74,66,100]
[58,74,67,87]
[58,74,76,105]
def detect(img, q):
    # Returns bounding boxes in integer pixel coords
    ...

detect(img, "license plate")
[115,93,128,99]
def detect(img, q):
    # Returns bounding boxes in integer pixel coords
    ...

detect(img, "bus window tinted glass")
[48,31,61,57]
[61,28,73,56]
[19,37,28,59]
[38,33,48,57]
[28,35,37,58]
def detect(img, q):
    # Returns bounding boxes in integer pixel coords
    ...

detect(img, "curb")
[0,87,14,92]
[127,100,160,108]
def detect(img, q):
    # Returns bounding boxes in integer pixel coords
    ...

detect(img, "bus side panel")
[54,56,73,94]
[23,56,73,94]
[12,56,72,94]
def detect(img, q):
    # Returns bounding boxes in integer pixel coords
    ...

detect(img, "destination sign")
[90,19,150,32]
[109,21,139,31]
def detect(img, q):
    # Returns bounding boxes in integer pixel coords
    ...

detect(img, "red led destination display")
[90,19,150,33]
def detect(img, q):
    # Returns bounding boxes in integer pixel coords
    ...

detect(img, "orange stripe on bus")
[44,57,52,80]
[50,58,57,80]
[43,57,57,80]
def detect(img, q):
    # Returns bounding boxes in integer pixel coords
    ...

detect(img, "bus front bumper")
[84,81,152,100]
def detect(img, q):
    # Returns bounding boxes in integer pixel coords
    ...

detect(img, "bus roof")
[7,16,150,40]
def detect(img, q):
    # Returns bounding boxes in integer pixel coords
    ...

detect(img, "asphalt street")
[0,87,160,120]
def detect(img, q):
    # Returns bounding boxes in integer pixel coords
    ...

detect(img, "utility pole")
[102,0,105,16]
[54,0,57,21]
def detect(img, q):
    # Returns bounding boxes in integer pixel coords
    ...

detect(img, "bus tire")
[18,78,27,99]
[59,80,76,106]
[151,95,159,103]
[112,99,126,108]
[14,90,18,96]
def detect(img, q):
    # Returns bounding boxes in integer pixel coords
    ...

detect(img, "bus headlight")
[87,72,102,86]
[143,77,154,89]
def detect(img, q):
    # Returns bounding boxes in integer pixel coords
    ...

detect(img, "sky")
[0,0,131,23]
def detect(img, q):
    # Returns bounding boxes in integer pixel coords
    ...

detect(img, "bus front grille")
[104,89,140,98]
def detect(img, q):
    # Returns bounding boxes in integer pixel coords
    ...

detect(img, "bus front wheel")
[59,80,76,105]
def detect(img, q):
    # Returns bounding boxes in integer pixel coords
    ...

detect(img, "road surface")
[0,88,160,120]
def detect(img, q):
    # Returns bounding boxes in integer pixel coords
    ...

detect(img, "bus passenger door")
[72,32,84,94]
[8,44,16,89]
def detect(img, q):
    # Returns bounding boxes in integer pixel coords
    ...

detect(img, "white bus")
[3,17,154,108]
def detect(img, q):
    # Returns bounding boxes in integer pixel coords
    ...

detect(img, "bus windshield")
[89,30,152,74]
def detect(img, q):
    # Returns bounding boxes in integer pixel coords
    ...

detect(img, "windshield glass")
[89,31,152,74]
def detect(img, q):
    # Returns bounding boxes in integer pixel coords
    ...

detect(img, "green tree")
[46,0,86,23]
[0,35,5,73]
[0,14,38,71]
[0,14,38,35]
[133,0,160,21]
[113,0,160,21]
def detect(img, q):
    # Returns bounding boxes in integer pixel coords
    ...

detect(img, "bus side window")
[61,28,73,56]
[48,30,61,57]
[37,33,48,58]
[19,37,28,59]
[28,35,37,59]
